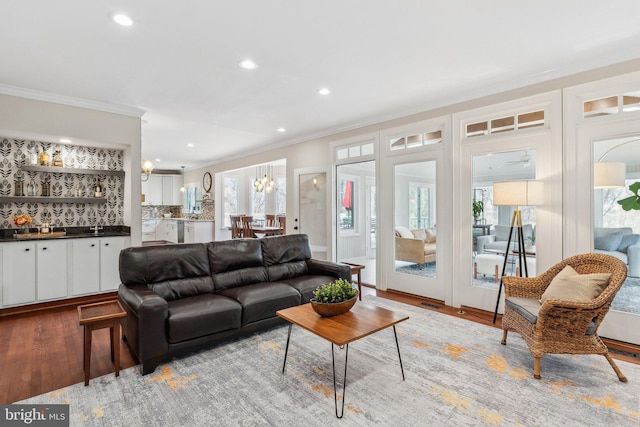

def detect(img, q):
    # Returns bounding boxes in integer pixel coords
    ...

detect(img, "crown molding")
[0,84,145,118]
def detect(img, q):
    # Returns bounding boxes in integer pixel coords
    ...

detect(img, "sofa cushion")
[540,265,610,304]
[618,234,640,253]
[218,282,301,325]
[395,226,413,239]
[411,229,427,241]
[150,277,216,301]
[167,294,241,344]
[426,228,437,243]
[119,243,211,287]
[594,230,624,252]
[208,239,268,291]
[261,234,311,281]
[494,225,511,242]
[279,274,337,303]
[423,244,437,255]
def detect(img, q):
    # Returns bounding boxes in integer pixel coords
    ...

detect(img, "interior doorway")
[336,161,376,285]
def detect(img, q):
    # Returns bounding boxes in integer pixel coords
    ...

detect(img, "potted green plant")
[617,182,640,211]
[310,278,359,317]
[472,200,484,223]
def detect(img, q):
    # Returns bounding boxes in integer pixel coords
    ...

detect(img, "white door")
[2,242,36,305]
[295,169,328,259]
[100,237,127,292]
[37,240,68,300]
[72,238,100,295]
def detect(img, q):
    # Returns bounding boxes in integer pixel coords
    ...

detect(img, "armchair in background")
[476,224,534,255]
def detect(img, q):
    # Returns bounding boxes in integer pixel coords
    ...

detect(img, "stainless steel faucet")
[89,225,104,234]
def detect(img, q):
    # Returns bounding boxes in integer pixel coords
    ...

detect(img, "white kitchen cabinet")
[36,240,68,301]
[1,242,36,306]
[142,219,158,242]
[164,220,178,243]
[100,237,128,292]
[184,221,215,243]
[142,175,182,205]
[71,238,101,296]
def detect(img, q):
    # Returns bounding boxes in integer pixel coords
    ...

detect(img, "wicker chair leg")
[501,329,508,345]
[533,357,541,380]
[604,353,628,382]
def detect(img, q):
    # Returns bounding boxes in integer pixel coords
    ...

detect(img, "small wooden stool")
[342,262,365,300]
[78,300,127,386]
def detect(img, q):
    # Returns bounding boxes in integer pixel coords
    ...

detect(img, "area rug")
[19,296,640,426]
[395,262,640,314]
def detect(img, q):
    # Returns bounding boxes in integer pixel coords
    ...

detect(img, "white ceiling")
[2,2,640,170]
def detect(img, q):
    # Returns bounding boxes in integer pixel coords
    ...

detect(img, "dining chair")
[242,219,256,238]
[276,215,286,235]
[265,214,277,227]
[230,215,243,238]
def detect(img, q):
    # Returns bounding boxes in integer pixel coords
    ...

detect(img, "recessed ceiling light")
[155,158,161,162]
[112,14,133,27]
[187,143,194,147]
[318,88,331,96]
[239,59,257,70]
[59,138,72,144]
[276,128,286,133]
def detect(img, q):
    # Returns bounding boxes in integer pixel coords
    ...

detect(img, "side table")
[342,262,365,300]
[78,300,127,386]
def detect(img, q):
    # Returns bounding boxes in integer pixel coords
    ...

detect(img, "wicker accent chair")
[501,253,628,382]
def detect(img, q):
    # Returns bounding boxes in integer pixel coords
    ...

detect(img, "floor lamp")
[492,180,544,323]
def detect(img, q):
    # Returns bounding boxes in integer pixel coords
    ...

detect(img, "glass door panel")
[298,172,327,259]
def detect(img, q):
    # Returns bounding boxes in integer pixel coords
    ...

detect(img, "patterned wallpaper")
[0,138,125,229]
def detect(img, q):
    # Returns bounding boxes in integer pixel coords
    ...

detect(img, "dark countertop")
[0,225,131,243]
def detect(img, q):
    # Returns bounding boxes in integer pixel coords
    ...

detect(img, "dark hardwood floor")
[0,286,637,404]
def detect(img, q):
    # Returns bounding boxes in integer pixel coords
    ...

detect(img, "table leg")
[356,271,362,301]
[113,322,121,377]
[393,325,405,380]
[83,326,92,386]
[282,323,293,373]
[331,343,349,419]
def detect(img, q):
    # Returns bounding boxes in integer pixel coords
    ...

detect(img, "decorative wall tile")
[0,137,125,229]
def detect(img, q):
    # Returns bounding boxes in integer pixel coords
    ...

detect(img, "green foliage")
[472,200,484,218]
[617,181,640,211]
[312,278,358,303]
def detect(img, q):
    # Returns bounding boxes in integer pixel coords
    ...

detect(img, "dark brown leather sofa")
[118,234,350,375]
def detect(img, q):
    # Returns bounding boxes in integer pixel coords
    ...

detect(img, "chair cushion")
[594,230,624,251]
[540,265,611,304]
[395,226,413,239]
[505,297,596,335]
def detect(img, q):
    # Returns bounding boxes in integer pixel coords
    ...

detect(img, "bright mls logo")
[1,405,69,426]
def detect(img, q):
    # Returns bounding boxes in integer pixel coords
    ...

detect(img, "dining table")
[252,225,282,236]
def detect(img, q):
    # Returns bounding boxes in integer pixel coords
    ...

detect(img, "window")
[466,110,545,137]
[275,177,287,214]
[223,177,238,227]
[408,183,432,228]
[251,182,266,220]
[390,130,442,151]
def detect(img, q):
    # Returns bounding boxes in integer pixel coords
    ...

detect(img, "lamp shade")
[594,162,626,189]
[493,180,544,206]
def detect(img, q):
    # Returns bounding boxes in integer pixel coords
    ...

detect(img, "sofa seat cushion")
[218,282,301,325]
[594,249,627,264]
[279,275,337,303]
[167,294,242,344]
[423,243,437,256]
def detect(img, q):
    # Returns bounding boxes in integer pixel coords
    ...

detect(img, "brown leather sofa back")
[261,234,311,281]
[119,243,214,301]
[207,239,268,291]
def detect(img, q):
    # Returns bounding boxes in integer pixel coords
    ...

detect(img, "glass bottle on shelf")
[29,147,38,165]
[94,179,103,198]
[39,146,50,166]
[41,179,50,196]
[51,149,63,167]
[14,178,24,196]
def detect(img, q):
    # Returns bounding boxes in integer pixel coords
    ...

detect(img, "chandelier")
[254,163,275,193]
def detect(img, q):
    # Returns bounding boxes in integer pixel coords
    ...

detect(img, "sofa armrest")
[627,243,640,278]
[476,235,496,254]
[118,284,169,364]
[306,258,351,281]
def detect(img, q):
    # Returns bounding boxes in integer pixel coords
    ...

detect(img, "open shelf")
[21,165,125,177]
[0,196,107,204]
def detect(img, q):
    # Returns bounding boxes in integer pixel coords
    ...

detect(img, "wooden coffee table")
[78,300,127,386]
[276,303,409,418]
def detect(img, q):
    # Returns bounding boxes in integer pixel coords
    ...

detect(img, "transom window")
[466,110,544,137]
